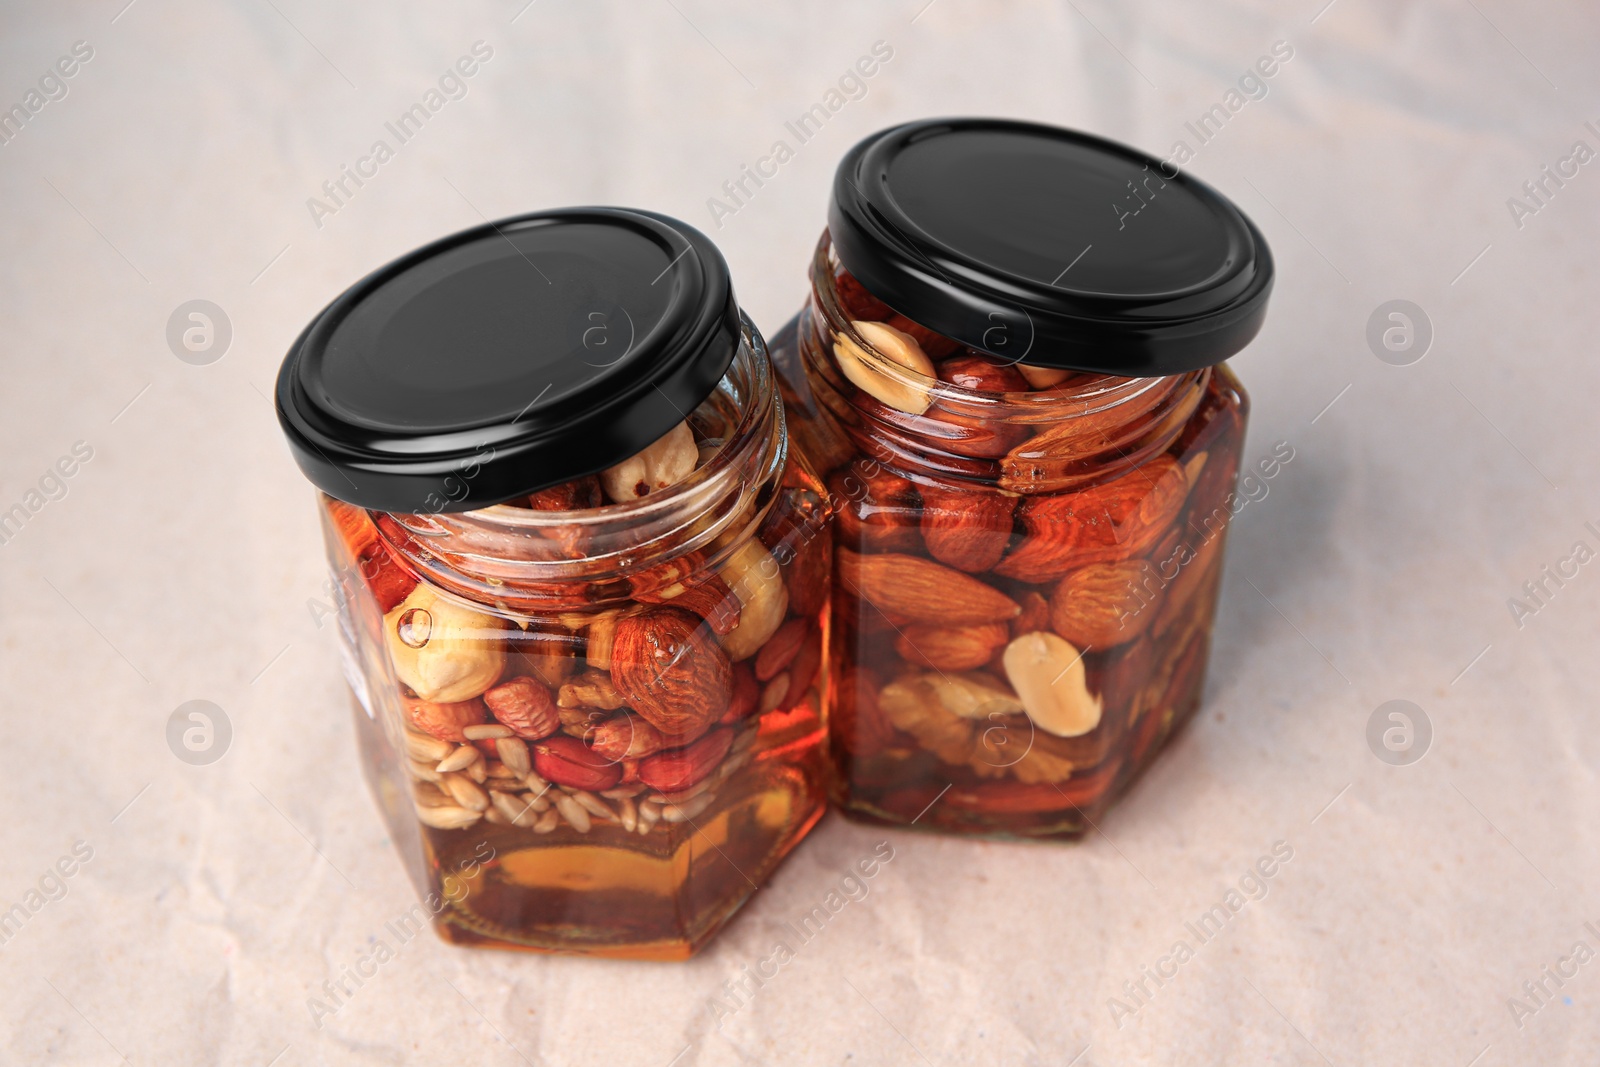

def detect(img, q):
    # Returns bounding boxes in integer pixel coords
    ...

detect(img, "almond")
[937,353,1031,393]
[531,734,623,791]
[637,727,734,794]
[895,621,1010,671]
[837,547,1019,626]
[526,474,602,557]
[919,485,1017,573]
[886,314,960,359]
[782,628,823,710]
[833,666,892,758]
[1050,559,1159,649]
[611,607,732,738]
[755,618,807,681]
[632,568,742,636]
[1013,590,1051,636]
[828,462,923,554]
[482,676,561,740]
[994,456,1187,583]
[719,661,761,724]
[834,269,894,321]
[768,505,832,618]
[999,377,1202,493]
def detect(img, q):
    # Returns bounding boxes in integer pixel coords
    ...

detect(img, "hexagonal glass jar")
[774,240,1247,838]
[769,120,1271,840]
[321,327,831,957]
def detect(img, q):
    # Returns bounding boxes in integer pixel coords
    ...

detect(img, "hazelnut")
[600,421,697,503]
[384,585,506,703]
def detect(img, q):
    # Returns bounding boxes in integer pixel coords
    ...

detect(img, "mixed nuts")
[328,413,831,853]
[776,253,1249,836]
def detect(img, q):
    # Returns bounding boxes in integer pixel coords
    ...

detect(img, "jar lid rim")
[828,118,1274,374]
[275,207,741,513]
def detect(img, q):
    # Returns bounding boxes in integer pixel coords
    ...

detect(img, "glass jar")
[771,120,1273,839]
[277,209,831,958]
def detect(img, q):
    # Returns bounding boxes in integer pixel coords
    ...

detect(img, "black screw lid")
[829,118,1274,375]
[276,208,741,513]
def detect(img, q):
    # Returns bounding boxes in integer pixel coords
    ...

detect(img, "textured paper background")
[2,1,1597,1064]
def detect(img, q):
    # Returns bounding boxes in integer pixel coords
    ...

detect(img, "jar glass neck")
[805,233,1207,492]
[371,319,786,611]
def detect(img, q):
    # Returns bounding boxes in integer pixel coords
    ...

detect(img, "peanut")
[833,320,936,415]
[1001,632,1103,738]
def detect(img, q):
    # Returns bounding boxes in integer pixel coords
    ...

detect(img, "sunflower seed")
[533,808,559,833]
[569,790,617,822]
[554,793,592,833]
[484,805,511,825]
[522,770,550,793]
[525,790,551,813]
[413,782,452,808]
[441,772,489,812]
[619,796,638,832]
[485,760,519,779]
[406,731,454,763]
[466,760,488,784]
[416,804,482,830]
[436,745,480,774]
[657,775,717,804]
[491,790,539,828]
[602,784,647,799]
[463,724,514,740]
[660,793,715,823]
[495,737,532,776]
[637,802,660,834]
[407,759,442,783]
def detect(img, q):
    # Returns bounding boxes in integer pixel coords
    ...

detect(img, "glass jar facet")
[773,236,1248,840]
[322,328,832,957]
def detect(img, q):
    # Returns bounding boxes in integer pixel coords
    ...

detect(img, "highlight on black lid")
[275,207,741,514]
[828,118,1274,375]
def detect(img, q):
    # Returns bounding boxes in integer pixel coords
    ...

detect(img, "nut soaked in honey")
[281,209,836,957]
[772,242,1251,840]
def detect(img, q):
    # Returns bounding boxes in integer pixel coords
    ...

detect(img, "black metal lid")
[828,118,1274,375]
[276,208,741,513]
